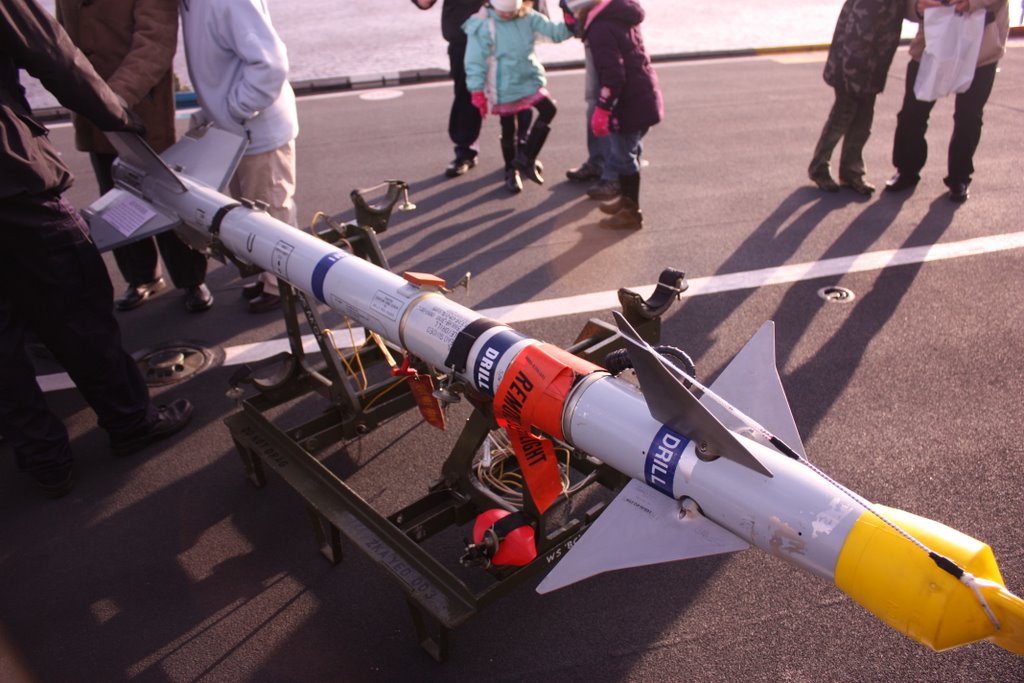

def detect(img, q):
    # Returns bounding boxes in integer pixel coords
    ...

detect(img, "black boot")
[514,121,550,185]
[501,135,522,193]
[505,168,523,193]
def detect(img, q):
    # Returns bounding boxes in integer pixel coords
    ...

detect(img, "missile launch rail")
[223,181,686,661]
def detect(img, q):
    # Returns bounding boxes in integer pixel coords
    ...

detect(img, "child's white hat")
[491,0,522,12]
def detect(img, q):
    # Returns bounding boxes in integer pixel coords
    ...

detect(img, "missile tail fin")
[160,124,247,191]
[83,188,181,253]
[706,321,806,459]
[536,479,748,594]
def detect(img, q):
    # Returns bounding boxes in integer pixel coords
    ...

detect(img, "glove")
[590,106,611,137]
[559,0,579,36]
[471,91,488,119]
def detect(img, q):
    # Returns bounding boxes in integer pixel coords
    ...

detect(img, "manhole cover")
[133,341,223,386]
[817,286,856,303]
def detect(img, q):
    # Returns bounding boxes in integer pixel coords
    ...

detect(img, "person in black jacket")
[573,0,663,230]
[0,0,193,498]
[412,0,485,177]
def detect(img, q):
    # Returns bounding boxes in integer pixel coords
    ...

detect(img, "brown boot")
[599,197,624,215]
[599,198,643,230]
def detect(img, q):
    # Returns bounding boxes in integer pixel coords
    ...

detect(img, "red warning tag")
[492,344,600,513]
[505,428,562,513]
[407,373,446,430]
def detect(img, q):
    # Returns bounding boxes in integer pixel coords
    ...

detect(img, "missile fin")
[536,479,748,594]
[159,124,247,191]
[986,582,1024,655]
[82,187,181,253]
[706,321,806,459]
[611,312,773,476]
[106,131,186,193]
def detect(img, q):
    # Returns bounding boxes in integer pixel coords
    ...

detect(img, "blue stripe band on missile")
[473,328,528,397]
[311,252,344,303]
[444,317,501,373]
[645,425,689,497]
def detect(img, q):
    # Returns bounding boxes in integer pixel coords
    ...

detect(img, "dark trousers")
[809,89,877,182]
[0,193,155,475]
[893,59,999,186]
[447,40,482,162]
[499,97,557,167]
[91,153,208,288]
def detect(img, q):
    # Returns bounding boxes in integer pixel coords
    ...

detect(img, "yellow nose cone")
[835,505,1023,654]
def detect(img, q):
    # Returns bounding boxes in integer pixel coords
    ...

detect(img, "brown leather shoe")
[247,292,281,314]
[599,198,624,215]
[840,177,876,196]
[599,199,643,230]
[810,173,840,193]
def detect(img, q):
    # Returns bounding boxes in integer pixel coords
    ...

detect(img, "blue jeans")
[605,128,648,177]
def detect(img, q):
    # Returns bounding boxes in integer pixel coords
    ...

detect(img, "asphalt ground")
[2,44,1024,682]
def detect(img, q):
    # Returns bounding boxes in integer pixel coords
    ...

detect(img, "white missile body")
[84,130,1024,655]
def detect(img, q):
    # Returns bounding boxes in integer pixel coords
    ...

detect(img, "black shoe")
[110,398,193,457]
[947,182,970,203]
[184,284,213,313]
[566,162,602,182]
[884,172,920,192]
[31,463,75,499]
[445,156,477,178]
[115,277,167,311]
[505,168,523,194]
[247,292,281,314]
[241,280,264,300]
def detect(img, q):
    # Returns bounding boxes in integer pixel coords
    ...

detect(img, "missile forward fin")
[705,321,806,459]
[611,312,772,477]
[536,479,748,594]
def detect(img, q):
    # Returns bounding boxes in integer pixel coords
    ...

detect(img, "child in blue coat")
[463,0,573,192]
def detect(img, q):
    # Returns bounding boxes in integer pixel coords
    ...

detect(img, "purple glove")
[471,91,488,119]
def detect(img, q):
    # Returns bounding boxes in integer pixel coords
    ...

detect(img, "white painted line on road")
[34,231,1024,393]
[482,231,1024,324]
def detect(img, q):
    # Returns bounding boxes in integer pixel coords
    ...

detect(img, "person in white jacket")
[180,0,300,313]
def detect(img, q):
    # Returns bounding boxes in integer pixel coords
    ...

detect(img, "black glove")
[121,107,147,137]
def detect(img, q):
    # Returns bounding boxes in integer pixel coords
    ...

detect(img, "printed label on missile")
[473,329,528,397]
[645,425,689,497]
[370,290,403,322]
[271,240,294,279]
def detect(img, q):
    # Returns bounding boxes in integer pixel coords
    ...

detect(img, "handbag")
[913,6,986,102]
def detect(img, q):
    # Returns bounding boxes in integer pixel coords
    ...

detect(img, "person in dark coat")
[573,0,663,230]
[56,0,213,313]
[412,0,486,177]
[0,0,193,498]
[808,0,905,196]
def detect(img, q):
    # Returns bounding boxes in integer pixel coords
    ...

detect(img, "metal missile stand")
[223,181,689,661]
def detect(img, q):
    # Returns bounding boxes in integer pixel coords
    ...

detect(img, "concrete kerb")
[31,31,1024,122]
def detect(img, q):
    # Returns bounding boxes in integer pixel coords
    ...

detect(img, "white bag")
[914,6,986,102]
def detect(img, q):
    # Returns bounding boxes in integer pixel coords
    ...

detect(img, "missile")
[84,130,1024,655]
